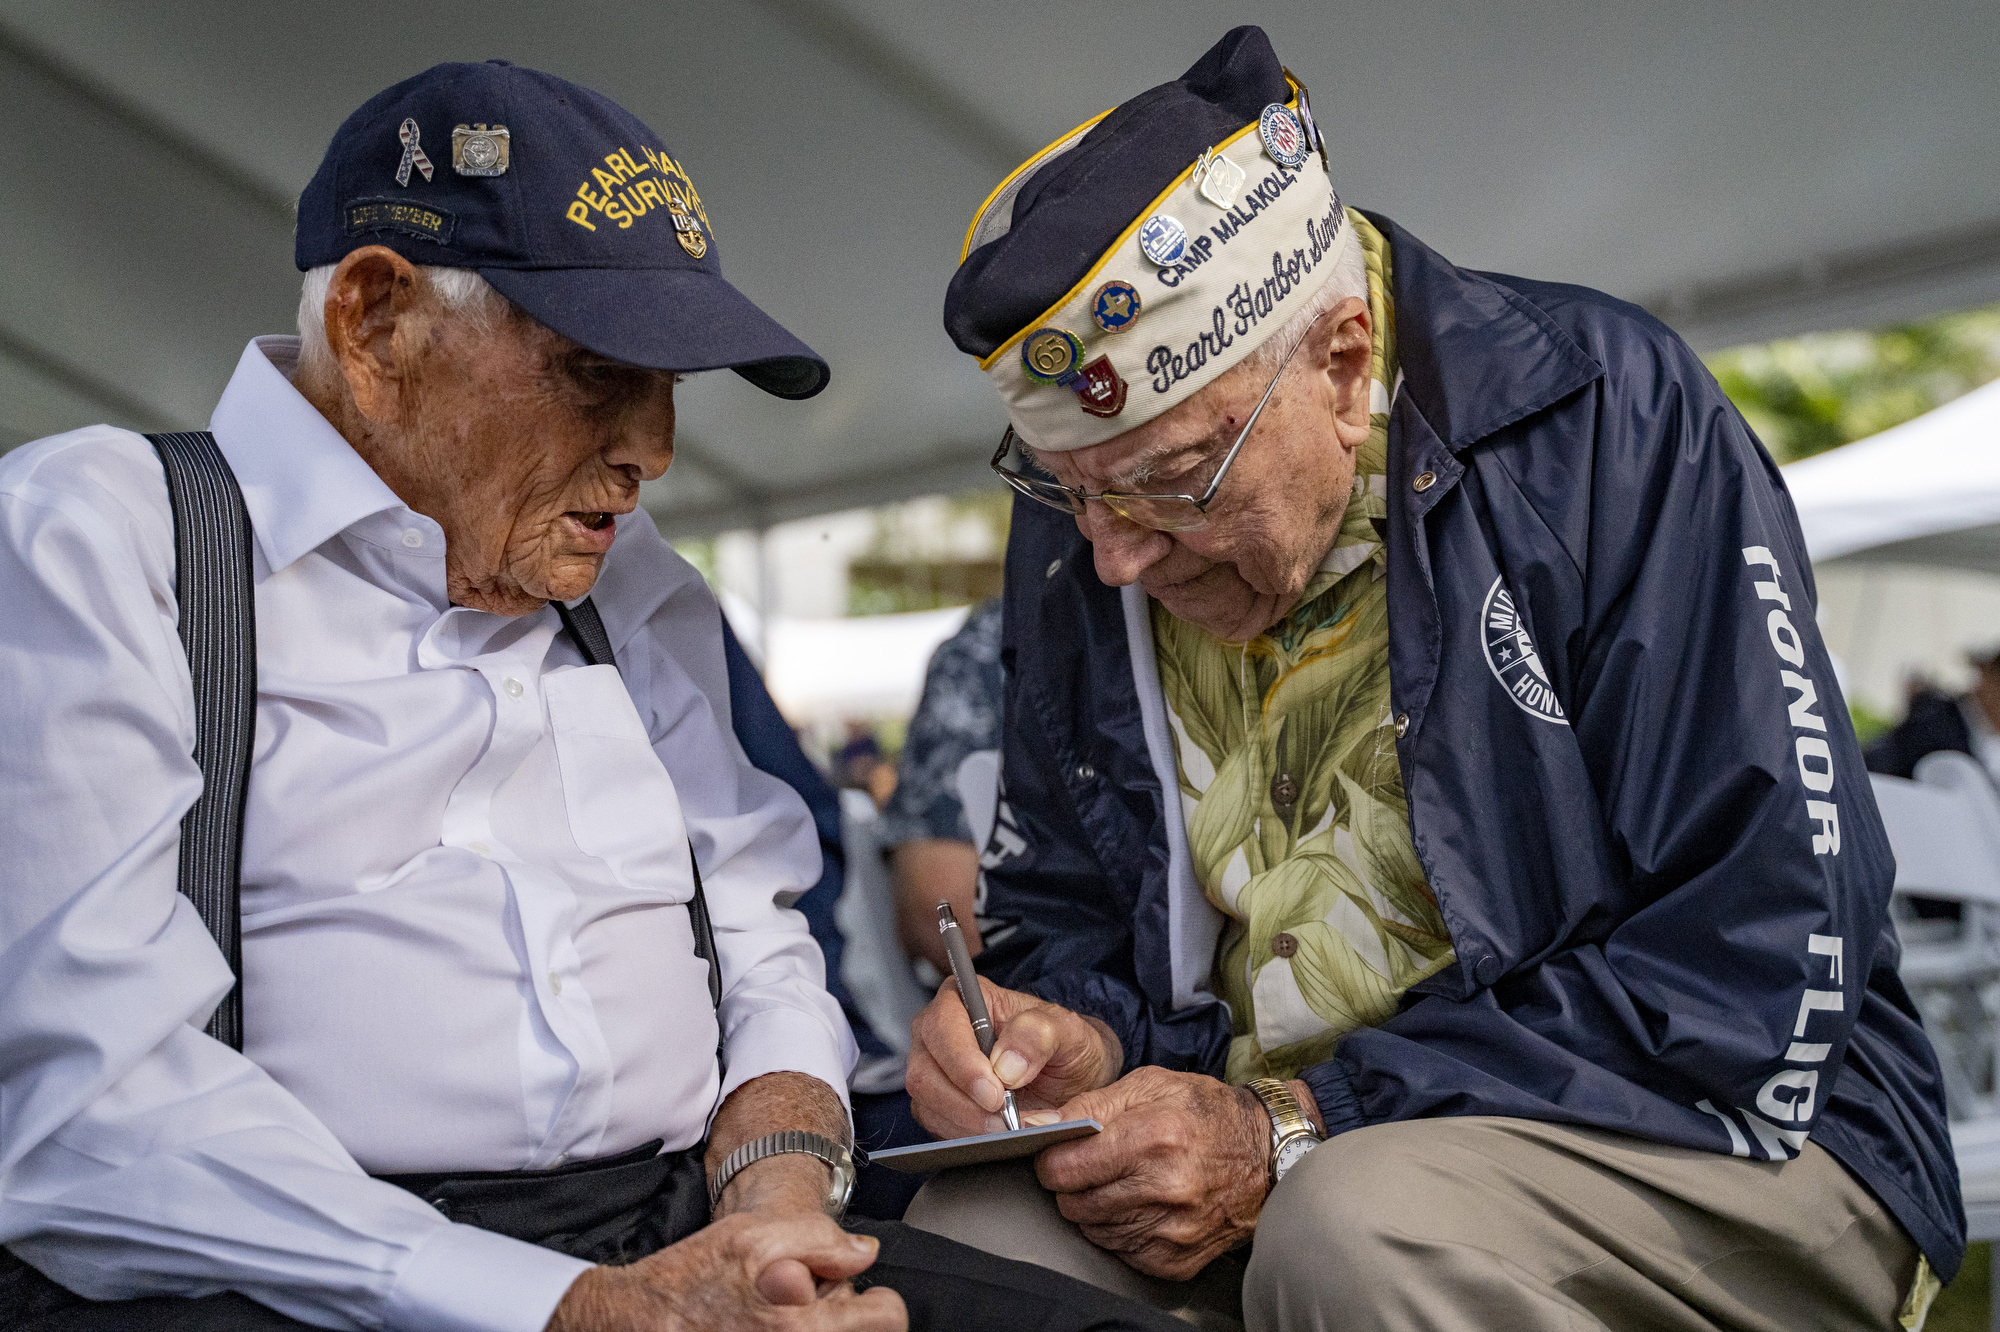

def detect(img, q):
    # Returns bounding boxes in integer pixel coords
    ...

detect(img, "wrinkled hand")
[544,1211,906,1332]
[905,976,1122,1140]
[1036,1066,1270,1281]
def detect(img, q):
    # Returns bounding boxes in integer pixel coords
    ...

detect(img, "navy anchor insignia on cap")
[667,202,707,258]
[1258,104,1309,170]
[1138,214,1188,267]
[1091,281,1141,334]
[395,118,434,186]
[452,124,511,176]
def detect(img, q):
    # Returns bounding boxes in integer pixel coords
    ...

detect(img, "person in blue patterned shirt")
[880,599,1004,971]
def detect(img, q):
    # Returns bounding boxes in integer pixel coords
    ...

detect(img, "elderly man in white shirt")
[0,60,1177,1332]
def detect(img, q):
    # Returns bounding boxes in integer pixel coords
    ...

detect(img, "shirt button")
[1395,712,1410,737]
[547,971,564,996]
[1075,763,1095,782]
[1413,471,1437,493]
[468,841,492,857]
[1474,955,1502,986]
[1045,559,1062,579]
[401,529,424,548]
[503,677,525,699]
[1271,932,1299,958]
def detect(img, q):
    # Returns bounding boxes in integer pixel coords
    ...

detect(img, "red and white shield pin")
[1074,356,1127,418]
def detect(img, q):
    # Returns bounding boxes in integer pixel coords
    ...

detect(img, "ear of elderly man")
[0,60,1175,1332]
[892,24,1964,1332]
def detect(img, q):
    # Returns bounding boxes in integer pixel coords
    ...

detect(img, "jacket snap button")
[1413,471,1437,493]
[1075,763,1095,781]
[1474,954,1502,986]
[1394,712,1410,738]
[1271,932,1299,958]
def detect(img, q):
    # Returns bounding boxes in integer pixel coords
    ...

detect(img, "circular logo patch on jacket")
[1482,576,1566,724]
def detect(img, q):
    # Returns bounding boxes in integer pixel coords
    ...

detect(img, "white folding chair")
[1872,750,2000,1303]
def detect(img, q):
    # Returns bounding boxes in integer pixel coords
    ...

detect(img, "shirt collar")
[208,336,407,577]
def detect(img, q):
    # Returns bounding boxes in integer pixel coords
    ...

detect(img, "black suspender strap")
[555,598,725,1014]
[140,437,721,1057]
[146,432,255,1051]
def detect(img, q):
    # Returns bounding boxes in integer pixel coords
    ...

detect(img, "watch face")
[1273,1135,1318,1182]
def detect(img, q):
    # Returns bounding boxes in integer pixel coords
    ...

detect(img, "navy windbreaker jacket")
[974,214,1965,1277]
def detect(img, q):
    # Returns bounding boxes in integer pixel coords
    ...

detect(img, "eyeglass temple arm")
[1193,305,1337,509]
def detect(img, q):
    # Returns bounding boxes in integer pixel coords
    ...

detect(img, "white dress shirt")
[0,337,855,1331]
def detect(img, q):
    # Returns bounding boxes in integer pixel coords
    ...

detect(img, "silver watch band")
[707,1129,854,1213]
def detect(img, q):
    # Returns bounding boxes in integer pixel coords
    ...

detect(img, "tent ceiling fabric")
[1,1,1996,537]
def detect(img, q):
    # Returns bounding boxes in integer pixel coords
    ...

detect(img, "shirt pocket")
[543,664,694,902]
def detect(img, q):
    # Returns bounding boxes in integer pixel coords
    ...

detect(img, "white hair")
[296,263,509,380]
[1242,230,1370,379]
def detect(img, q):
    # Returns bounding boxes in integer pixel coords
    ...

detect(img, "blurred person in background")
[881,598,1005,972]
[897,25,1961,1332]
[0,58,1177,1332]
[1867,644,2000,783]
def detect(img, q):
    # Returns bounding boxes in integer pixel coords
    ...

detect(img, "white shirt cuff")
[382,1222,591,1332]
[718,1008,857,1120]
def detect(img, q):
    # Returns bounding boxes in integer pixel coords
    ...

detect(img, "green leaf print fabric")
[1150,211,1455,1084]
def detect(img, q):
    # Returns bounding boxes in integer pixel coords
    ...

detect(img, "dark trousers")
[2,1141,1177,1331]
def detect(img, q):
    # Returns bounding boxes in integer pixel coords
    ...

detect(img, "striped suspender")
[147,432,255,1050]
[145,435,725,1057]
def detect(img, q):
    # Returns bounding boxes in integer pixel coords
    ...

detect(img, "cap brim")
[480,266,830,400]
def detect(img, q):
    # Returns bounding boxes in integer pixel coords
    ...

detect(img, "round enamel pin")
[1259,104,1310,170]
[1021,327,1086,386]
[1091,280,1141,333]
[1138,213,1188,266]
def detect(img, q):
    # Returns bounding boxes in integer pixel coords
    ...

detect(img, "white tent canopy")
[1785,377,2000,713]
[2,1,1997,539]
[1787,377,2000,574]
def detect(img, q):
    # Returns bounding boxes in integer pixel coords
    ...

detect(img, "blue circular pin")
[1138,214,1188,267]
[1091,281,1141,333]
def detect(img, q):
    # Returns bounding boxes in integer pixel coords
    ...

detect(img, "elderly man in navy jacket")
[900,26,1962,1332]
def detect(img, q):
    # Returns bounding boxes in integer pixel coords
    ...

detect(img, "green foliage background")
[1705,304,2000,465]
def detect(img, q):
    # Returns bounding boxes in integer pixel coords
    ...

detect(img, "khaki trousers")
[902,1116,1925,1332]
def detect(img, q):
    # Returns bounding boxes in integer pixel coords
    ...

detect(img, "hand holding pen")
[936,901,1019,1131]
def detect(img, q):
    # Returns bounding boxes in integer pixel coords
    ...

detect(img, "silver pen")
[937,901,1020,1132]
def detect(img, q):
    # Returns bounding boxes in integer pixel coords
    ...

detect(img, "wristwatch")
[1246,1077,1322,1185]
[708,1130,857,1216]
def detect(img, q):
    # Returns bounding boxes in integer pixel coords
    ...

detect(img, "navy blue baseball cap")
[298,60,829,399]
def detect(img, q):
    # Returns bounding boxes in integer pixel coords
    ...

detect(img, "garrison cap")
[298,60,829,399]
[946,27,1349,451]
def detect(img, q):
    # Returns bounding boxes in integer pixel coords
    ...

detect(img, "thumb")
[741,1215,883,1283]
[756,1257,818,1305]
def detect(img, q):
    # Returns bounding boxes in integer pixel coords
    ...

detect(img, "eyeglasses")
[989,306,1333,533]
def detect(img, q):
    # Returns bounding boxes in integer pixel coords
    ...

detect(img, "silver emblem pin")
[1197,151,1246,210]
[452,124,511,177]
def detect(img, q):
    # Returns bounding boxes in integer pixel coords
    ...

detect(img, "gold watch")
[1246,1077,1322,1185]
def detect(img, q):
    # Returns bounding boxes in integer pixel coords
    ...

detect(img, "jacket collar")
[1363,212,1603,452]
[207,336,408,577]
